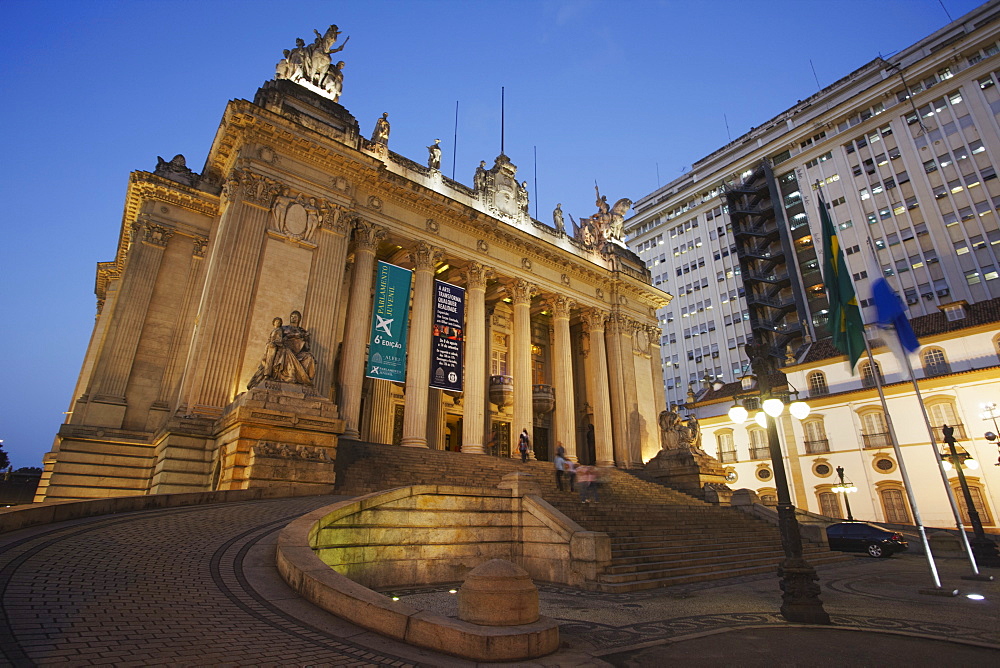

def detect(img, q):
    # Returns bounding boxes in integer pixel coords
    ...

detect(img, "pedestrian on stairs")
[554,450,566,491]
[518,429,530,463]
[566,458,577,492]
[578,465,596,503]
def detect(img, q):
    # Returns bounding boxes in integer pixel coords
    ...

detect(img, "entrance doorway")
[490,421,510,458]
[445,415,463,451]
[534,426,550,461]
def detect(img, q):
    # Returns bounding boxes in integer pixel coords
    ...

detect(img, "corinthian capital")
[581,307,608,332]
[408,241,443,271]
[546,295,575,320]
[504,278,538,306]
[463,262,494,290]
[351,219,387,253]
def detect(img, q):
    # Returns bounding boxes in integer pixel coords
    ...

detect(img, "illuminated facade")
[694,299,1000,529]
[38,44,667,501]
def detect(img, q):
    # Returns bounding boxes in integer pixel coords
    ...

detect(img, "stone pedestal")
[459,559,539,626]
[643,448,731,503]
[212,382,344,492]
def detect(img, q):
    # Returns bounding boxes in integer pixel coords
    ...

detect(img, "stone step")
[332,441,840,591]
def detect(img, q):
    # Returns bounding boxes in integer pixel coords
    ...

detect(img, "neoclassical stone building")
[37,30,668,501]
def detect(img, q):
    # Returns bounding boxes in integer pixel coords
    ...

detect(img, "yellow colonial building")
[37,28,669,502]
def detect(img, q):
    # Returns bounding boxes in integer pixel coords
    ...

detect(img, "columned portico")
[338,220,385,439]
[506,279,537,457]
[461,262,493,454]
[401,242,443,447]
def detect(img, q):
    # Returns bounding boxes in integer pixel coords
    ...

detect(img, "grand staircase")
[333,441,850,591]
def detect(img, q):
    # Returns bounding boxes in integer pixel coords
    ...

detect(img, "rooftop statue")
[572,184,632,251]
[275,25,350,101]
[371,112,390,145]
[427,139,442,170]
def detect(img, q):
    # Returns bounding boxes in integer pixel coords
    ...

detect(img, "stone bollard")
[458,559,539,626]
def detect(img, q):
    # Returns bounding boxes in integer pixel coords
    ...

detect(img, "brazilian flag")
[818,192,865,372]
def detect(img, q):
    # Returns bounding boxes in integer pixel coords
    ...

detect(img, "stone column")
[548,295,577,461]
[90,219,174,411]
[462,262,493,454]
[605,312,630,467]
[401,242,443,447]
[583,308,614,467]
[618,317,641,467]
[363,378,395,444]
[337,219,385,439]
[506,279,537,457]
[303,206,351,400]
[427,388,445,449]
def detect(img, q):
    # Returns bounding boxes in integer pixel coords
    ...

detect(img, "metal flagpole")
[451,100,458,181]
[901,351,986,579]
[816,182,947,593]
[861,239,984,579]
[858,327,950,593]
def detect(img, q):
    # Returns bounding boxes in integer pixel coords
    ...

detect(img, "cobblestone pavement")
[2,495,999,667]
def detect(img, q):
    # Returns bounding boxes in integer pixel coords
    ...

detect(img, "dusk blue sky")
[0,0,984,470]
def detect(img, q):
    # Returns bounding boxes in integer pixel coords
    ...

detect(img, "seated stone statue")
[248,311,316,388]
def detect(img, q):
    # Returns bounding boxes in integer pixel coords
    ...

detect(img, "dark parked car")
[826,521,909,558]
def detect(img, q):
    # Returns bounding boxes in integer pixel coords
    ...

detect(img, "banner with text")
[366,261,412,382]
[430,280,465,392]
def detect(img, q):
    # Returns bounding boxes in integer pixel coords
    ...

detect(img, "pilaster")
[303,206,351,399]
[88,218,175,426]
[180,169,281,416]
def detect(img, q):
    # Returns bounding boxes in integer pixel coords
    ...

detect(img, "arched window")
[802,418,829,453]
[748,428,769,459]
[758,488,778,506]
[879,487,912,524]
[807,371,829,396]
[860,360,883,388]
[927,398,966,440]
[921,347,951,376]
[716,429,737,463]
[952,482,994,526]
[859,409,890,448]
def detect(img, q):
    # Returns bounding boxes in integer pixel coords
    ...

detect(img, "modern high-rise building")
[627,0,1000,407]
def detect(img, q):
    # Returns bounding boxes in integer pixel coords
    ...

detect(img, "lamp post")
[729,342,830,625]
[941,425,1000,566]
[832,466,857,521]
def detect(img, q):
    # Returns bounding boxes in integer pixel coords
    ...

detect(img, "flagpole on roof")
[859,240,986,578]
[815,183,949,593]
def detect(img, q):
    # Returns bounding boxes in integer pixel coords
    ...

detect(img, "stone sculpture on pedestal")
[648,406,728,503]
